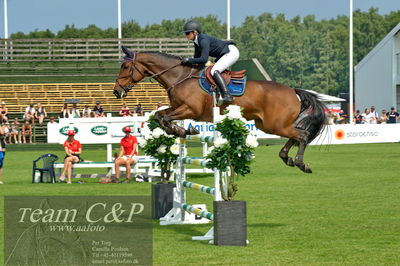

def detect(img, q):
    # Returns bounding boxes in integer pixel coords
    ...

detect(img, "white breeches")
[211,45,240,75]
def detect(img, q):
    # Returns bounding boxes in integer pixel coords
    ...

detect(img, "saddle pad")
[198,69,247,96]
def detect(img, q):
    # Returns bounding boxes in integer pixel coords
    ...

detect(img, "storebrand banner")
[4,196,152,266]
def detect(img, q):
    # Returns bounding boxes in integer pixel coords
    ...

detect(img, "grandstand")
[0,82,169,114]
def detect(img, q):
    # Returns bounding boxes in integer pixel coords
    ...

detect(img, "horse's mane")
[140,51,204,70]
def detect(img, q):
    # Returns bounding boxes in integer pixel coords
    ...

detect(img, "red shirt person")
[113,126,138,183]
[59,130,82,184]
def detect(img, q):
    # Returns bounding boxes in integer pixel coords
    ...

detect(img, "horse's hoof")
[287,157,295,167]
[189,127,199,135]
[295,160,312,173]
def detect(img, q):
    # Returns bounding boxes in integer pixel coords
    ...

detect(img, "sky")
[0,0,399,37]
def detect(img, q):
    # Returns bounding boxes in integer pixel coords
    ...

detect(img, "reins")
[118,51,201,92]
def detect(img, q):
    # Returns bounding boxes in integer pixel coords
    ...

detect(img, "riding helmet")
[182,20,202,34]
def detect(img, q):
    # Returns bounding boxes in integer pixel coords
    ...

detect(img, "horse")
[113,47,326,173]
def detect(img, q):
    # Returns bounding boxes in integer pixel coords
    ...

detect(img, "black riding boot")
[213,70,233,105]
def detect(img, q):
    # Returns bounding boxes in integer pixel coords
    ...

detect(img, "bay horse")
[113,47,326,173]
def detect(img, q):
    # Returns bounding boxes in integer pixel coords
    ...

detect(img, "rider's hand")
[181,57,191,66]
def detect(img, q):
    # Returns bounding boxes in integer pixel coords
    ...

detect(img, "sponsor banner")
[4,196,152,266]
[310,124,400,145]
[183,120,280,139]
[47,117,148,144]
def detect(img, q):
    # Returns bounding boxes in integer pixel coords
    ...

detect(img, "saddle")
[204,66,246,87]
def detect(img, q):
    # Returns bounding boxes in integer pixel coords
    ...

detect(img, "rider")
[181,20,239,105]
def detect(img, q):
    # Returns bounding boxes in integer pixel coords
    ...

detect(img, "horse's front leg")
[156,104,199,137]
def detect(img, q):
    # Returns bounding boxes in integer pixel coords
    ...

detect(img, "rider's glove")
[181,57,191,66]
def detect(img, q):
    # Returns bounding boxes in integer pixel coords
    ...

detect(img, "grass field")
[0,143,400,265]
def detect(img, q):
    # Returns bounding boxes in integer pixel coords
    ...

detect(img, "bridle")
[115,52,198,97]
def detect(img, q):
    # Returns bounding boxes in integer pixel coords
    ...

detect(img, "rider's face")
[185,31,195,41]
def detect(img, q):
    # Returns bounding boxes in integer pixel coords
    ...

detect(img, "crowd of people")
[0,101,165,145]
[326,106,400,125]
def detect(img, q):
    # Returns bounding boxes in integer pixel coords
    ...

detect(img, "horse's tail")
[294,89,326,144]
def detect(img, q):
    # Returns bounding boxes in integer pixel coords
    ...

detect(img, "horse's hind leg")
[294,129,312,173]
[279,139,297,167]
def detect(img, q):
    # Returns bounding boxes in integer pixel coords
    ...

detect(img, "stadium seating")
[0,82,169,113]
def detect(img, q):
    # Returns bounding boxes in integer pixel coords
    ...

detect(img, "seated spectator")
[60,103,69,118]
[22,121,32,144]
[326,110,337,125]
[119,103,132,117]
[93,101,105,118]
[386,107,399,124]
[24,104,36,124]
[0,101,8,122]
[11,118,21,143]
[156,102,163,110]
[36,103,47,125]
[379,109,388,124]
[361,108,376,124]
[69,103,81,118]
[3,122,11,144]
[113,126,138,183]
[82,105,92,118]
[134,104,144,116]
[48,116,56,124]
[354,110,363,124]
[59,130,82,184]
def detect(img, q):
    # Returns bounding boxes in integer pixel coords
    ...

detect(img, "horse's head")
[113,46,145,99]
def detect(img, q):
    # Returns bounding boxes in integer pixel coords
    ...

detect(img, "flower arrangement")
[206,105,258,201]
[139,115,186,183]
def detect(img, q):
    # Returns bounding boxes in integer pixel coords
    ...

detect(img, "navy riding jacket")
[188,33,235,65]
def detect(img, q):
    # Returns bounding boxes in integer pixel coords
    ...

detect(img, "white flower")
[245,134,259,148]
[157,145,167,154]
[208,146,215,154]
[214,137,228,148]
[152,128,166,138]
[226,105,242,120]
[214,114,226,124]
[144,134,153,141]
[174,138,181,144]
[170,144,180,155]
[138,138,147,148]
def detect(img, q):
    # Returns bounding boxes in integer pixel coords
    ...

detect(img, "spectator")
[24,104,36,124]
[11,118,21,143]
[0,125,5,184]
[60,103,69,118]
[119,103,132,117]
[326,110,337,125]
[361,108,376,124]
[82,105,92,118]
[369,106,379,124]
[36,103,47,125]
[156,102,163,110]
[386,107,399,124]
[69,103,81,118]
[22,121,32,144]
[335,110,345,124]
[3,122,11,144]
[93,101,104,118]
[379,109,388,124]
[134,104,144,116]
[0,101,8,122]
[48,116,56,124]
[59,130,82,184]
[113,126,138,183]
[354,110,363,124]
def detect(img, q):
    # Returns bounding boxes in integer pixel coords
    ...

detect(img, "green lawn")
[0,143,400,265]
